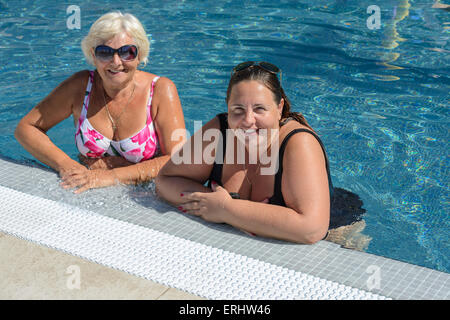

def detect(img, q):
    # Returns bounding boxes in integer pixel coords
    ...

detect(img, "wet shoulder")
[144,72,179,113]
[136,71,175,93]
[279,119,318,143]
[279,120,326,167]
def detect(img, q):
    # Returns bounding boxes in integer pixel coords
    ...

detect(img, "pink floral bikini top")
[75,71,160,163]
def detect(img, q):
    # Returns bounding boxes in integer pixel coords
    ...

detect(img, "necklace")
[242,140,275,185]
[242,162,262,185]
[102,82,136,131]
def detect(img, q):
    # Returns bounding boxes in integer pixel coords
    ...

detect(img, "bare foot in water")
[432,1,450,9]
[325,220,372,251]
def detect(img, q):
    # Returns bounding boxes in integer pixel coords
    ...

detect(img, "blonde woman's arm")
[15,71,88,175]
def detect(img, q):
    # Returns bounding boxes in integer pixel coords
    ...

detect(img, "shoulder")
[137,71,177,92]
[71,70,91,80]
[188,115,221,137]
[280,120,319,145]
[146,74,180,108]
[153,76,178,98]
[204,114,222,131]
[279,122,330,215]
[186,115,221,145]
[280,122,325,165]
[46,70,91,105]
[58,70,90,90]
[154,76,176,87]
[139,72,181,116]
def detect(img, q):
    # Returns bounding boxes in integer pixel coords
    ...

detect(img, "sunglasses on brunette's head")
[231,61,282,83]
[94,45,138,62]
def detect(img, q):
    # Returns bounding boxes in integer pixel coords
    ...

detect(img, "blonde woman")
[15,12,186,193]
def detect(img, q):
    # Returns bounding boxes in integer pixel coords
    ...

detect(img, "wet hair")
[225,65,311,128]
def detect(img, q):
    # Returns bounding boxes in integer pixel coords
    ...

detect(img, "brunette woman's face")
[227,80,283,151]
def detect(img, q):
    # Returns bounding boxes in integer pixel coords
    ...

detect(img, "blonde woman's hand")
[60,167,119,194]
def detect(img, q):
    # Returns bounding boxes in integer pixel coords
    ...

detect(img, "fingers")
[59,169,115,194]
[60,168,84,179]
[61,174,87,189]
[178,200,203,216]
[60,171,92,193]
[60,167,87,179]
[210,180,224,192]
[179,191,204,203]
[178,200,201,211]
[211,181,228,196]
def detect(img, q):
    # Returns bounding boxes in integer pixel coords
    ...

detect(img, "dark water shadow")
[330,187,366,229]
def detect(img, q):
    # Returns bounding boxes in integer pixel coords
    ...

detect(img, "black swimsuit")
[208,112,333,202]
[207,113,366,230]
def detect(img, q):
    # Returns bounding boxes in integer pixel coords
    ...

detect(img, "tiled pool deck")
[0,157,448,300]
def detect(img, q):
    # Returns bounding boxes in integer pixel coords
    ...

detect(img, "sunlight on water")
[0,0,448,272]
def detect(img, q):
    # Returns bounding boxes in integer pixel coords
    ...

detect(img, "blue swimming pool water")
[0,0,448,272]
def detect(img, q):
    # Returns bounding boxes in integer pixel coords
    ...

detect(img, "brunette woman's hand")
[178,181,232,223]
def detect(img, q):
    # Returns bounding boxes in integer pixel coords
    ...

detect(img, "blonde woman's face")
[93,32,140,87]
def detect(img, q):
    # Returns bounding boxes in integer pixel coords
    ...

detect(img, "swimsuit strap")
[207,113,228,187]
[271,128,333,206]
[146,76,160,122]
[150,76,160,98]
[80,71,95,119]
[75,71,95,135]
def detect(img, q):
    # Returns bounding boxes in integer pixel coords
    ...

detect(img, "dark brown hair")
[225,65,311,128]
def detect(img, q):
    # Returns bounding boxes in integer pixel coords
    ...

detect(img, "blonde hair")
[81,12,150,66]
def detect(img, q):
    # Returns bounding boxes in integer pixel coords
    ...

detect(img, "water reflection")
[377,0,410,73]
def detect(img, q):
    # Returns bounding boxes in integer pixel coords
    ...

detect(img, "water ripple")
[0,0,448,272]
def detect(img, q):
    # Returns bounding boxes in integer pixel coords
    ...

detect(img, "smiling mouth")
[233,128,260,140]
[107,69,126,75]
[243,128,259,135]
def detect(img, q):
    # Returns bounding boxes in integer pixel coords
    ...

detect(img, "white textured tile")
[0,185,388,300]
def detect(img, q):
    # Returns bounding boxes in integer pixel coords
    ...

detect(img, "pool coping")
[0,158,448,300]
